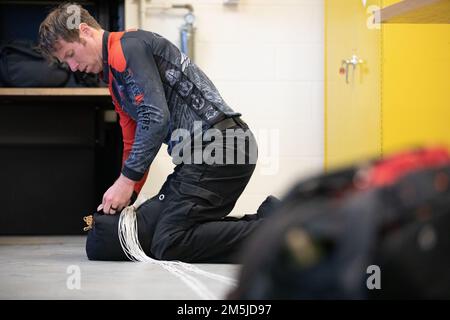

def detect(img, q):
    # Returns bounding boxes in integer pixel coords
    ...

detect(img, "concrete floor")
[0,236,239,300]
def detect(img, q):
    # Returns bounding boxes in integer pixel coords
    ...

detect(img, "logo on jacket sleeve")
[165,69,181,86]
[123,68,144,105]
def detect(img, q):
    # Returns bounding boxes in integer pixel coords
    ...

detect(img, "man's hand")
[97,174,136,214]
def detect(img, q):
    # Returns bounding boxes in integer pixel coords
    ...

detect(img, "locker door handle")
[339,55,364,84]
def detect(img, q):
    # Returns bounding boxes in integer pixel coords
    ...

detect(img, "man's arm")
[117,36,170,182]
[100,36,169,214]
[114,102,149,196]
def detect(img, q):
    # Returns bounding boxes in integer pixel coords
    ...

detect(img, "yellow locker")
[325,0,382,170]
[325,0,450,170]
[382,0,450,155]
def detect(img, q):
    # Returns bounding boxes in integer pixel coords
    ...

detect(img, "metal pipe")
[144,3,193,13]
[171,4,194,13]
[179,12,195,60]
[139,0,147,29]
[138,2,196,60]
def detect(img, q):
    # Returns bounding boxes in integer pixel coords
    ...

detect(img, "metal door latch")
[339,55,364,84]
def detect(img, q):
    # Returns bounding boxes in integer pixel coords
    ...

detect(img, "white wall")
[125,0,324,216]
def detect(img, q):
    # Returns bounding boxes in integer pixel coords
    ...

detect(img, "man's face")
[53,35,102,74]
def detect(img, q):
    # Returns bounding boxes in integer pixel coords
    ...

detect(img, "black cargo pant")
[149,118,262,263]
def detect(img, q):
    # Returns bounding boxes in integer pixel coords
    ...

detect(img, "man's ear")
[79,23,91,37]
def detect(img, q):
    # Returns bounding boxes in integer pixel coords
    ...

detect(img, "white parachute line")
[117,200,234,300]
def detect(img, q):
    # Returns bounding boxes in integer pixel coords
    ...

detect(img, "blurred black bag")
[0,40,70,87]
[0,40,102,87]
[229,151,450,300]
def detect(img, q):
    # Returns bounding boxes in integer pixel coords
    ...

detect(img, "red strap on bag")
[368,147,450,187]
